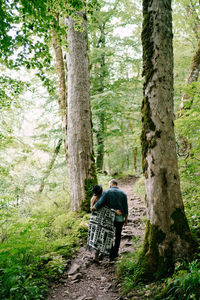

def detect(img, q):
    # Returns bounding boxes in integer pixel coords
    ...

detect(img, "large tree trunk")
[52,15,68,159]
[66,12,97,212]
[140,0,198,280]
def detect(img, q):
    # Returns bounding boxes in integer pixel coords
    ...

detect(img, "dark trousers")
[110,221,124,260]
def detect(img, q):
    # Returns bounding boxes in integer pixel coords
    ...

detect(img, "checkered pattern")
[87,207,115,256]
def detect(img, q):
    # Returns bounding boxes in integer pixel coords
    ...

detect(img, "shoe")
[109,255,118,262]
[93,258,100,265]
[99,253,104,261]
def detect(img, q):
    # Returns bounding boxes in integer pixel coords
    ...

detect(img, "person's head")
[92,185,103,196]
[109,179,118,188]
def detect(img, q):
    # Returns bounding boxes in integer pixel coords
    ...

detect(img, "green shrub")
[158,259,200,300]
[0,196,88,300]
[116,246,144,294]
[133,176,145,197]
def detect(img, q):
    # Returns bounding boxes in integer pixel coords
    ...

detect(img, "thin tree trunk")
[178,39,200,156]
[66,11,97,212]
[95,24,106,171]
[38,138,63,193]
[180,39,200,112]
[133,147,137,173]
[140,0,198,280]
[52,15,68,160]
[96,113,104,170]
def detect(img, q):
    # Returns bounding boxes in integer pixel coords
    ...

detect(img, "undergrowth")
[0,194,89,300]
[117,165,200,299]
[116,248,143,294]
[156,259,200,300]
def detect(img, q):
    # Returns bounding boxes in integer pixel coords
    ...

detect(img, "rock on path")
[47,176,146,300]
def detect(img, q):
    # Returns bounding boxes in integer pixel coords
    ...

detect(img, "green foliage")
[0,1,199,300]
[116,248,144,293]
[180,174,200,239]
[0,196,88,299]
[158,259,200,300]
[0,75,29,109]
[133,176,145,196]
[175,82,200,240]
[88,0,143,174]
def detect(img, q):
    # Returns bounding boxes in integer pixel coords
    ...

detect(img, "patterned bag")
[87,206,115,256]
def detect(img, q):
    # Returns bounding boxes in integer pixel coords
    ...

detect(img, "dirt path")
[47,176,146,300]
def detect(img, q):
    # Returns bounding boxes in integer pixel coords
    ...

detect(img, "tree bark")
[38,138,62,193]
[140,0,198,280]
[66,12,97,212]
[52,15,68,159]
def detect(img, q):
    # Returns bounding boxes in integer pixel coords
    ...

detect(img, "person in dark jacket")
[92,179,128,261]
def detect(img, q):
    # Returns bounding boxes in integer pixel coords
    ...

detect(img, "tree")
[52,14,68,159]
[178,0,200,112]
[89,0,143,174]
[140,0,198,280]
[66,10,97,212]
[90,12,107,171]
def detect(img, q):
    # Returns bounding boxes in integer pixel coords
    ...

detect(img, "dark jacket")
[94,186,128,218]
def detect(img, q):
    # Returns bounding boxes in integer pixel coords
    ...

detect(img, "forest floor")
[47,176,147,300]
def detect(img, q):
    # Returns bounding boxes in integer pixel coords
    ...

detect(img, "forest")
[0,0,199,299]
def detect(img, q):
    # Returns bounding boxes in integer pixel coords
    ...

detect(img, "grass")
[0,194,89,300]
[133,176,145,197]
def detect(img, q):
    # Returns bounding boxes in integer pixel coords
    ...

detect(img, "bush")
[158,259,200,300]
[0,196,89,299]
[116,245,143,294]
[133,176,145,197]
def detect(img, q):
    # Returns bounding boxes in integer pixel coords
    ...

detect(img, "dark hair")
[92,185,103,196]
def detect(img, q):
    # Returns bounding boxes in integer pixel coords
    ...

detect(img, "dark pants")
[109,221,124,260]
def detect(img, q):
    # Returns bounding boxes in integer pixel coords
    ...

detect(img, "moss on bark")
[141,2,154,88]
[137,211,199,282]
[81,158,97,213]
[141,96,156,177]
[170,208,199,256]
[141,94,162,177]
[137,221,174,281]
[81,177,97,212]
[170,208,190,236]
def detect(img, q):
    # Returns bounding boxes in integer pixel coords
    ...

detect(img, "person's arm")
[94,191,107,210]
[123,194,128,225]
[124,216,128,226]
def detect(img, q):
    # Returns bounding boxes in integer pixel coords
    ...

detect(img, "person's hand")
[115,209,122,216]
[91,206,95,212]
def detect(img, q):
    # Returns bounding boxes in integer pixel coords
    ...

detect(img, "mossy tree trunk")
[140,0,198,280]
[66,11,97,212]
